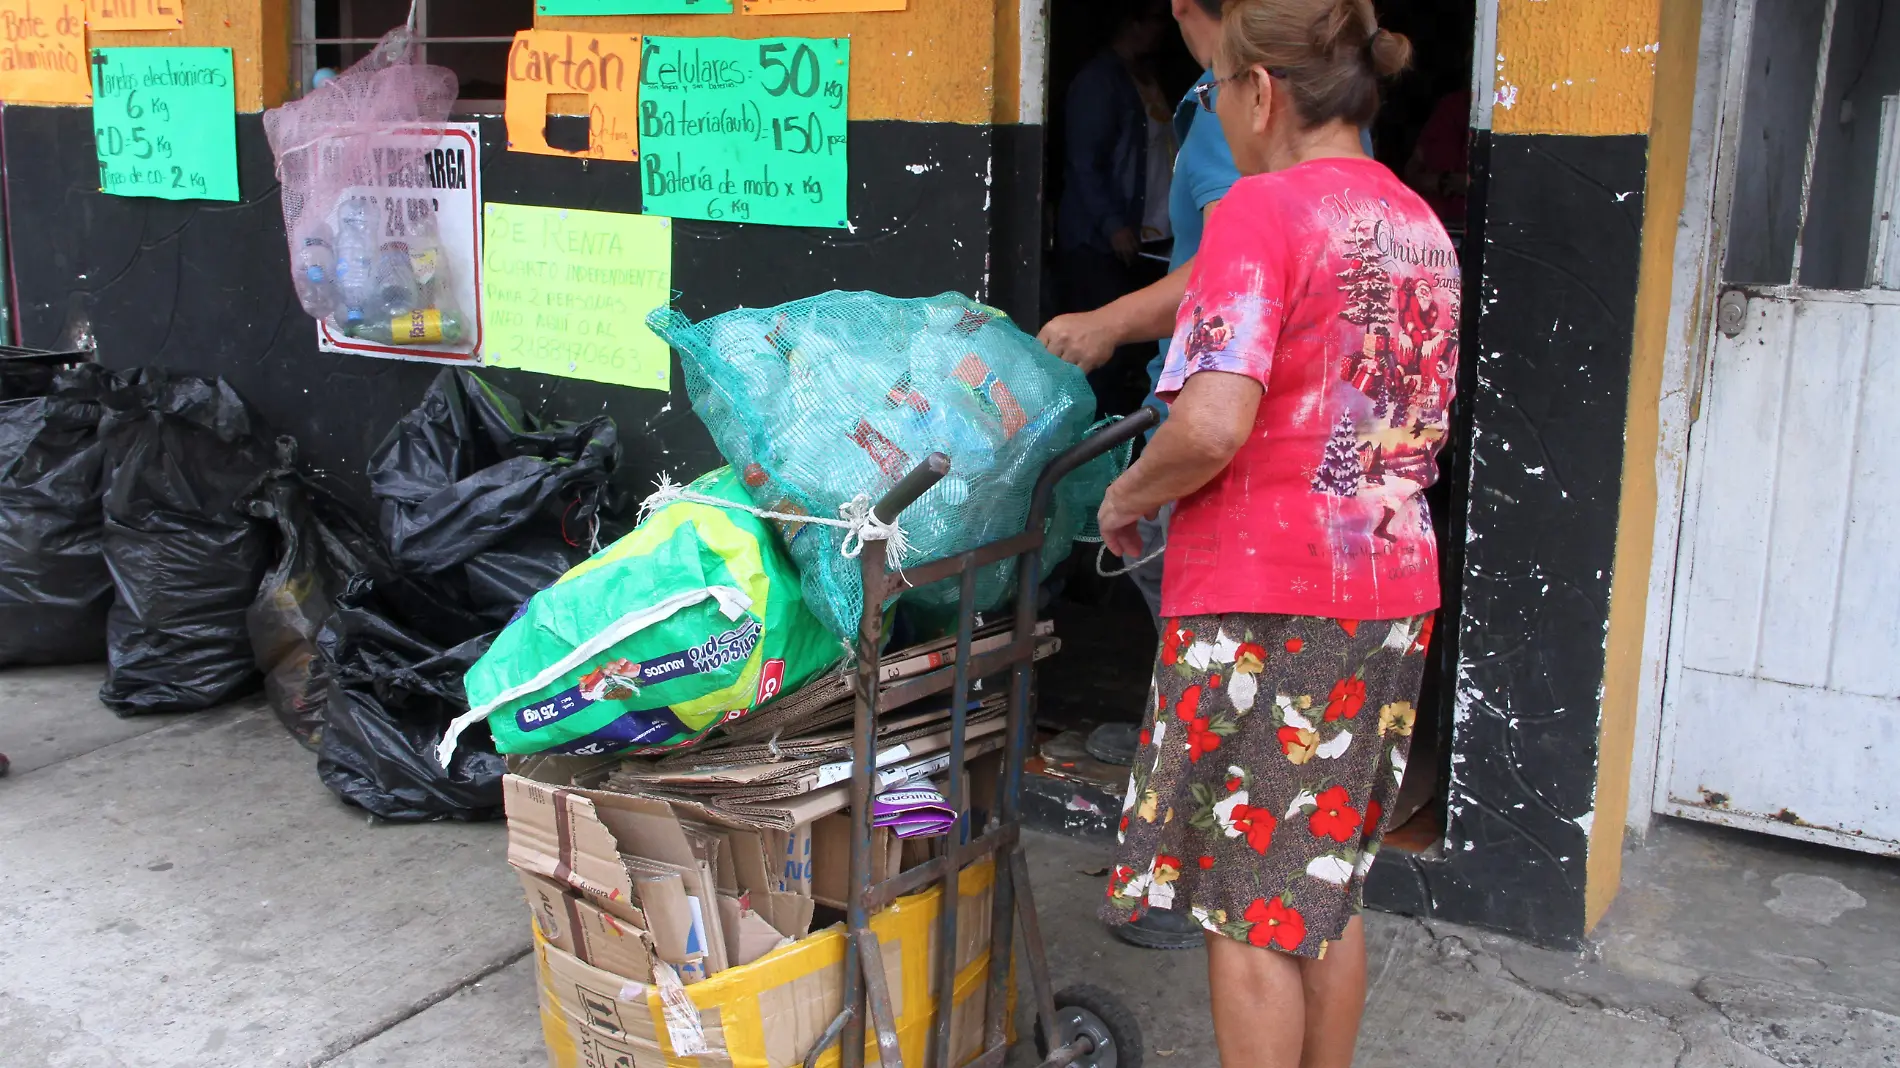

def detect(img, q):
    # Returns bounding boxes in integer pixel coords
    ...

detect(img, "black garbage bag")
[0,365,111,666]
[369,369,618,628]
[99,371,273,714]
[316,577,503,821]
[247,444,395,749]
[0,357,57,400]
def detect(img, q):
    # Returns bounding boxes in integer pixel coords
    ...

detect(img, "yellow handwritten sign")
[0,0,91,104]
[481,203,673,391]
[89,0,182,30]
[504,28,640,162]
[741,0,905,12]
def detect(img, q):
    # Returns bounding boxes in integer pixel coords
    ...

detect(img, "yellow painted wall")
[538,0,1003,124]
[1583,0,1702,929]
[1491,0,1665,135]
[91,0,290,111]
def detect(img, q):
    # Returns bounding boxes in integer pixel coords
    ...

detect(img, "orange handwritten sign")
[503,28,640,163]
[0,0,91,104]
[89,0,182,31]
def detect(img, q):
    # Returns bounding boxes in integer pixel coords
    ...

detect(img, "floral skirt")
[1101,612,1432,959]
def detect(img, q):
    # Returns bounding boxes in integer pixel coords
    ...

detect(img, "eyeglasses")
[1193,67,1287,112]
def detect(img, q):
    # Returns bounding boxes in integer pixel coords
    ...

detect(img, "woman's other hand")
[1038,310,1123,372]
[1098,490,1151,560]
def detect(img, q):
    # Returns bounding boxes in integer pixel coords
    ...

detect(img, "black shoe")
[1111,906,1203,951]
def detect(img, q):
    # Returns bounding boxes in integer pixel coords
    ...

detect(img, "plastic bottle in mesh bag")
[332,196,378,329]
[264,25,462,344]
[649,291,1123,640]
[292,220,338,319]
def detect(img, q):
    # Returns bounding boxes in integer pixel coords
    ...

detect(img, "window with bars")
[295,0,535,106]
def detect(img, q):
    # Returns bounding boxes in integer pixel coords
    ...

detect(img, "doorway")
[1032,0,1482,849]
[1656,0,1900,853]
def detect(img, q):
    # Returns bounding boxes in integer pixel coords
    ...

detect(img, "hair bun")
[1368,25,1413,77]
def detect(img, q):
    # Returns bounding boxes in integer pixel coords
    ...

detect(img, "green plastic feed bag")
[436,468,838,764]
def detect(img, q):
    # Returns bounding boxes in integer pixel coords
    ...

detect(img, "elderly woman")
[1093,0,1455,1064]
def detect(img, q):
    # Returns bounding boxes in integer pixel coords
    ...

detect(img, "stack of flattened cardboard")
[507,624,1038,982]
[506,624,1035,1066]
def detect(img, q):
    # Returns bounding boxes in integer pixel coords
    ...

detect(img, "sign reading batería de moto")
[317,123,484,365]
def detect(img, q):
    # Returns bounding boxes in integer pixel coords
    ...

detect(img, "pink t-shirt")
[1156,157,1459,621]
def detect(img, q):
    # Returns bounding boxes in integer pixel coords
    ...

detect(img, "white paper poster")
[317,123,484,365]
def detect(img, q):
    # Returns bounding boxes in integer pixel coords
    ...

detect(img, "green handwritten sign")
[481,202,674,391]
[639,36,850,229]
[538,1,731,13]
[90,47,239,202]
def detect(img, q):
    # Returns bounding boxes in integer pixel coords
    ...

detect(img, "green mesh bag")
[648,291,1122,641]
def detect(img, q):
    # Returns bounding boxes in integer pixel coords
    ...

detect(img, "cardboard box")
[519,869,655,981]
[505,772,815,982]
[533,858,1010,1068]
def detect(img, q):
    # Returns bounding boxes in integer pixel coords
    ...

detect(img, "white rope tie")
[1095,539,1165,578]
[640,473,913,570]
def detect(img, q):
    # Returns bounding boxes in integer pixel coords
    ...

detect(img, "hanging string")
[1095,539,1165,578]
[639,473,913,569]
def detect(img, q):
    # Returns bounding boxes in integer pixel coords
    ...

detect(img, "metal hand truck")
[804,406,1159,1068]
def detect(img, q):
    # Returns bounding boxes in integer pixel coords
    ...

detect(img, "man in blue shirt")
[1037,0,1239,953]
[1039,0,1238,626]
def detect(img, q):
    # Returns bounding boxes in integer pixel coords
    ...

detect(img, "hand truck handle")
[871,451,952,525]
[1027,406,1160,530]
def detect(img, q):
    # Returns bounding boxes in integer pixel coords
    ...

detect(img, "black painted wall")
[2,107,1001,508]
[2,98,1644,946]
[1364,132,1646,947]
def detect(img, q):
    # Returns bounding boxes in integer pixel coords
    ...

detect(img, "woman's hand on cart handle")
[873,453,952,525]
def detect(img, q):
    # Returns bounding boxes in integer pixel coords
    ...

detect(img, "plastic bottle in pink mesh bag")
[264,26,467,345]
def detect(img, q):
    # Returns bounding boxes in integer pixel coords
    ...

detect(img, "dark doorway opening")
[1032,0,1479,853]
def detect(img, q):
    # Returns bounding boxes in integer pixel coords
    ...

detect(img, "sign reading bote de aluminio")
[90,46,238,202]
[639,36,850,230]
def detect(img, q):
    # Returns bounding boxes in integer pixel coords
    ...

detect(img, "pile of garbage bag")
[316,575,506,821]
[0,363,112,667]
[98,371,274,714]
[369,369,618,630]
[304,369,619,819]
[247,443,395,748]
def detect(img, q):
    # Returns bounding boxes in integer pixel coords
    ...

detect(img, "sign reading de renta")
[636,36,850,230]
[90,46,237,202]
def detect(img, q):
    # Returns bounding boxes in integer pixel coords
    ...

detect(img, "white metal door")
[1659,0,1900,853]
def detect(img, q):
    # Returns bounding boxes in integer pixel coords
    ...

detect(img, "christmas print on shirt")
[1155,159,1460,621]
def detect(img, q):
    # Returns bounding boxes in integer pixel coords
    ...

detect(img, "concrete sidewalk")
[2,665,1895,1067]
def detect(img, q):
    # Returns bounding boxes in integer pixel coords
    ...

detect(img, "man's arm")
[1098,369,1262,557]
[1038,200,1222,371]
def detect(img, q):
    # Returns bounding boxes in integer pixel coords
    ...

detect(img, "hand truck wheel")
[1034,984,1143,1068]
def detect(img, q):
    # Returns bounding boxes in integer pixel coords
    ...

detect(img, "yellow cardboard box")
[533,858,1012,1068]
